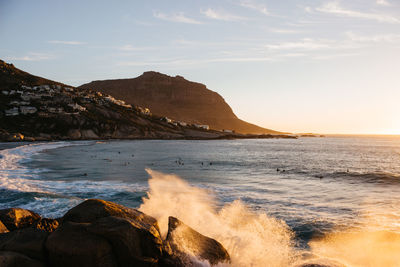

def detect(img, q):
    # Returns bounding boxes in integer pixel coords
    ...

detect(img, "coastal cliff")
[79,72,282,134]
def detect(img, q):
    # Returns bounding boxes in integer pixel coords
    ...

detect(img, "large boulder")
[0,228,48,261]
[0,208,41,231]
[0,251,44,267]
[87,216,163,267]
[165,217,230,266]
[0,220,8,234]
[45,221,117,267]
[62,199,160,230]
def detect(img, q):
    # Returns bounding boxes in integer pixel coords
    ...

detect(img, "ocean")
[1,136,400,266]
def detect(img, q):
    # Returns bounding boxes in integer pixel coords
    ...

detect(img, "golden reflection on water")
[309,206,400,267]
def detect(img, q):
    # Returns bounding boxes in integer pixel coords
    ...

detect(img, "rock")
[165,217,230,266]
[0,220,9,234]
[88,216,163,267]
[0,228,48,261]
[45,221,117,267]
[62,199,159,231]
[32,218,59,232]
[81,129,99,139]
[67,129,81,139]
[0,208,41,231]
[0,251,44,267]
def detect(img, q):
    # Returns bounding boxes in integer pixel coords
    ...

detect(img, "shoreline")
[0,133,297,143]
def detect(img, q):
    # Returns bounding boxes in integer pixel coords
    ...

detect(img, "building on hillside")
[68,103,86,111]
[162,117,173,123]
[20,106,38,115]
[48,107,64,113]
[194,124,210,130]
[138,107,151,115]
[5,107,19,116]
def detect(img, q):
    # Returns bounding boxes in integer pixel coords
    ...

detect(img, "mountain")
[0,60,65,90]
[0,60,228,141]
[79,72,281,134]
[0,60,292,141]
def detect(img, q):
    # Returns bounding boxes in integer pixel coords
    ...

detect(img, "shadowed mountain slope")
[79,72,281,134]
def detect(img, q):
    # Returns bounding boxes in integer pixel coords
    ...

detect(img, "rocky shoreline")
[0,199,348,267]
[0,199,230,267]
[0,130,296,142]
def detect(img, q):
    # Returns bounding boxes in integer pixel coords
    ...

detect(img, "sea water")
[1,137,400,266]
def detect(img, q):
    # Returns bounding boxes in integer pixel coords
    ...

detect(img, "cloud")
[119,45,157,51]
[313,52,360,60]
[346,31,400,43]
[268,28,302,34]
[5,52,54,61]
[153,11,203,24]
[117,56,273,67]
[201,8,247,21]
[316,2,400,23]
[264,38,334,50]
[376,0,390,6]
[239,0,269,15]
[48,40,86,45]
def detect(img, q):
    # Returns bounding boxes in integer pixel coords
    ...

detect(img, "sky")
[1,0,399,135]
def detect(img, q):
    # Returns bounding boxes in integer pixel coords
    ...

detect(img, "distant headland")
[0,60,294,142]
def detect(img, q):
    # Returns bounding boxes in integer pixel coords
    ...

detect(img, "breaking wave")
[140,169,298,267]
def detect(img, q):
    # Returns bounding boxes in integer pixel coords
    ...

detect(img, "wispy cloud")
[6,52,54,61]
[48,40,86,45]
[268,28,302,34]
[346,31,400,43]
[117,56,273,67]
[313,52,360,60]
[201,8,247,21]
[376,0,391,6]
[264,38,334,50]
[153,11,203,24]
[239,0,269,15]
[119,45,157,51]
[316,2,400,23]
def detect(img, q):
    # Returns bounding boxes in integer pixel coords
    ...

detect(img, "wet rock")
[0,208,41,231]
[0,228,48,261]
[88,216,163,267]
[45,221,117,267]
[165,217,230,266]
[0,251,44,267]
[62,199,159,231]
[0,220,8,234]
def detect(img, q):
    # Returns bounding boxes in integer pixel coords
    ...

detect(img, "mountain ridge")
[79,72,282,134]
[0,60,292,141]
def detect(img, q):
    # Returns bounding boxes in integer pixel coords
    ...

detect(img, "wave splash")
[139,169,297,267]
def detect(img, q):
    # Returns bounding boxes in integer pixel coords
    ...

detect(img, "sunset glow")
[1,0,399,134]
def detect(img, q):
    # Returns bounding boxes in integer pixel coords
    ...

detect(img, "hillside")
[79,72,281,134]
[0,60,228,141]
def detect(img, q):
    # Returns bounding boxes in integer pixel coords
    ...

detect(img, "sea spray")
[139,169,298,267]
[309,210,400,267]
